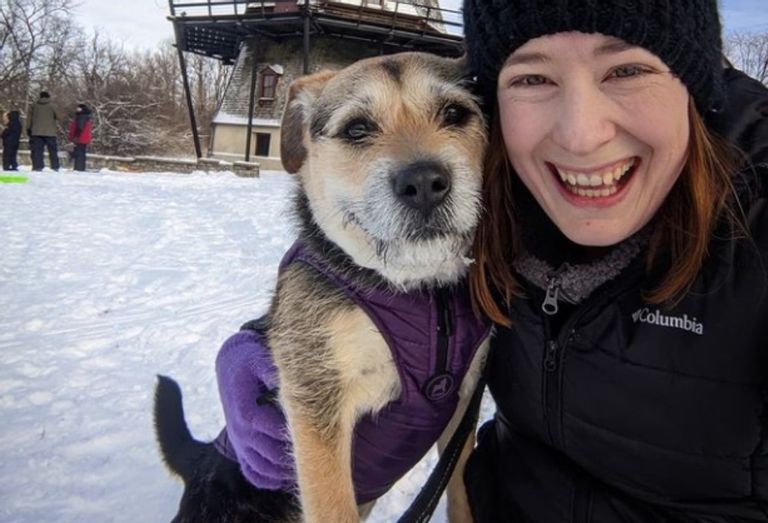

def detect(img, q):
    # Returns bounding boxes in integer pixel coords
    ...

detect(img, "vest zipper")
[423,288,454,400]
[435,287,453,373]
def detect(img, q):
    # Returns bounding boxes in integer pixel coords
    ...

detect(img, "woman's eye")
[608,65,651,79]
[509,75,550,87]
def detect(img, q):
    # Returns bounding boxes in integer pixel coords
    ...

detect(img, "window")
[255,133,271,157]
[260,71,278,100]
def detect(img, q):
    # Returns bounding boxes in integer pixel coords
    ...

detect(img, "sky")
[0,167,499,522]
[72,0,768,53]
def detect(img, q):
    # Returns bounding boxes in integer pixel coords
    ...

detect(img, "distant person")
[68,104,92,172]
[27,91,60,171]
[2,110,22,171]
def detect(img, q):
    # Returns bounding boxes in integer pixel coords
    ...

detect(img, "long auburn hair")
[470,98,746,326]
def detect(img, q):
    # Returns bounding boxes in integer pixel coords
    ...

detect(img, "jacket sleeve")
[26,106,34,136]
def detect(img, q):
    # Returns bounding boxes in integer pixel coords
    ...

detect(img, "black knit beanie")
[463,0,724,114]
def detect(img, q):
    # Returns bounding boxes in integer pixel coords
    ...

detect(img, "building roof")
[168,0,463,63]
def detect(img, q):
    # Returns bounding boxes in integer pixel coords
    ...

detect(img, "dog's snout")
[392,161,451,216]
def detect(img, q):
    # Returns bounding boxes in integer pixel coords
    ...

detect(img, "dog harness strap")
[398,376,486,523]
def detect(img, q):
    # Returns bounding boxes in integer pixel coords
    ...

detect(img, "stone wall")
[5,149,260,178]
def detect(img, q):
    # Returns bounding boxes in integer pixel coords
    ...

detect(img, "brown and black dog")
[155,52,489,523]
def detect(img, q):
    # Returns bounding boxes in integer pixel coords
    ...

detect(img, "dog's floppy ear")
[280,70,337,174]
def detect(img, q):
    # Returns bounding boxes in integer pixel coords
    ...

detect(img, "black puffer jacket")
[466,68,768,522]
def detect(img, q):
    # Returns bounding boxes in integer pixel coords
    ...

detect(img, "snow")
[0,167,494,523]
[212,112,281,127]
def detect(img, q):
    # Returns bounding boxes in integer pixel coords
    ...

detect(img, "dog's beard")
[327,161,482,289]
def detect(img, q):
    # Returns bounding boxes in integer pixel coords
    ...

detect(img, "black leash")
[397,376,486,523]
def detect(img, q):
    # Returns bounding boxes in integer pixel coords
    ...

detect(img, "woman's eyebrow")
[502,39,637,68]
[503,52,551,67]
[595,39,636,55]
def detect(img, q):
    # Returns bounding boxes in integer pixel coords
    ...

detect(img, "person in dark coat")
[1,110,22,171]
[27,91,60,171]
[461,0,768,521]
[67,103,92,172]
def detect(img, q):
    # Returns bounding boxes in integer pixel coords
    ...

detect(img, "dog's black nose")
[392,161,451,215]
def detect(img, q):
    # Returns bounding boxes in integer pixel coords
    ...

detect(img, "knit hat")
[463,0,724,114]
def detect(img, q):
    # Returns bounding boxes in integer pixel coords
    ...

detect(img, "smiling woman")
[462,0,768,522]
[496,33,692,247]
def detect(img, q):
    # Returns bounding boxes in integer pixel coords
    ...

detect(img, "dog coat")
[214,241,490,504]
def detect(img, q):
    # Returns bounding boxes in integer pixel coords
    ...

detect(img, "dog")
[155,52,489,523]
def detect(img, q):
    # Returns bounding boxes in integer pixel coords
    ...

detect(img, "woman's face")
[497,32,690,246]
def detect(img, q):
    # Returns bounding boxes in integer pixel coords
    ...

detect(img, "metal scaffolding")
[167,0,464,159]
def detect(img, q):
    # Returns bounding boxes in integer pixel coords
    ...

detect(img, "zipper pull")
[544,340,559,371]
[542,276,561,315]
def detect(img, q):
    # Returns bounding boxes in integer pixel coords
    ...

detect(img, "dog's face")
[281,52,487,290]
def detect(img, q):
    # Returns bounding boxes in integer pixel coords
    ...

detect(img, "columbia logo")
[631,308,704,335]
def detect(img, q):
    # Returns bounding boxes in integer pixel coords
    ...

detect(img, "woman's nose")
[551,82,617,155]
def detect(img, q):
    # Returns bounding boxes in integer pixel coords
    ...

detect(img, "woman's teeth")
[555,158,635,198]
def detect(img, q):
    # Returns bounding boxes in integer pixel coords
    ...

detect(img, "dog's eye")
[341,119,377,142]
[442,103,471,127]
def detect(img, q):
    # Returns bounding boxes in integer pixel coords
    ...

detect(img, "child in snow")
[67,104,92,172]
[2,110,22,171]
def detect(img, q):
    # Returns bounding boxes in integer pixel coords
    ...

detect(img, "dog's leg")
[438,339,489,523]
[271,267,398,523]
[284,407,359,523]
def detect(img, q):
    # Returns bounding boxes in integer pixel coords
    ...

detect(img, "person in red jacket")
[68,103,92,172]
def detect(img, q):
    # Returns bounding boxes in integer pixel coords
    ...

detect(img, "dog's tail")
[153,375,208,481]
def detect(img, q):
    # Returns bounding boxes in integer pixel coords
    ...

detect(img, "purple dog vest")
[214,241,490,504]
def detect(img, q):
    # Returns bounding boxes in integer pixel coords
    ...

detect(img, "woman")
[68,103,92,172]
[462,0,768,521]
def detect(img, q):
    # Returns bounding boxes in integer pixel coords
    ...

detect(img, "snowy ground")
[0,167,493,523]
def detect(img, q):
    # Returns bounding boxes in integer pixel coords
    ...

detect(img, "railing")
[168,0,464,36]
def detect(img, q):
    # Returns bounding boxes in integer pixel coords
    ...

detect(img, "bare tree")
[725,31,768,85]
[1,5,233,158]
[0,0,74,113]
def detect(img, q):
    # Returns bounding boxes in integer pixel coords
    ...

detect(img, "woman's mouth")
[547,158,639,198]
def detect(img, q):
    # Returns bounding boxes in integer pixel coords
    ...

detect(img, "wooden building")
[168,0,463,169]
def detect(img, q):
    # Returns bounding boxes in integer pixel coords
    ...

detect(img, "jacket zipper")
[542,275,561,316]
[538,264,645,450]
[542,320,564,446]
[540,270,565,446]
